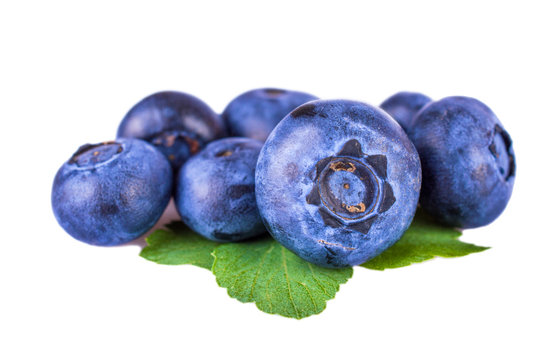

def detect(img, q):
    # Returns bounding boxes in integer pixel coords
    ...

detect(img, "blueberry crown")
[306,139,396,235]
[68,141,123,167]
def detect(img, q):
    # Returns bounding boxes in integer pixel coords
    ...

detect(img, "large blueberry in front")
[52,139,173,246]
[117,91,227,170]
[410,96,515,228]
[380,91,432,134]
[222,88,317,142]
[175,137,265,242]
[256,100,421,268]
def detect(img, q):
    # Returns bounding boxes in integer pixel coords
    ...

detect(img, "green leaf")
[139,211,489,319]
[361,211,489,271]
[140,222,219,270]
[211,235,353,319]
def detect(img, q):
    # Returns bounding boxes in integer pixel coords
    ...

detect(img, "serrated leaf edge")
[362,244,490,271]
[210,248,354,319]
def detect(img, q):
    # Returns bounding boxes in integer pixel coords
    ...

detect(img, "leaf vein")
[250,242,275,300]
[281,246,300,318]
[307,263,331,297]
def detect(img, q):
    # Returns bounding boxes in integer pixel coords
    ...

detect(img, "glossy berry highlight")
[117,91,227,169]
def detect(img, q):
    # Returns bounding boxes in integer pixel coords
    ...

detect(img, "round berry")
[175,137,265,242]
[52,138,173,245]
[222,88,317,142]
[117,91,226,169]
[256,100,421,268]
[380,91,432,133]
[410,96,515,228]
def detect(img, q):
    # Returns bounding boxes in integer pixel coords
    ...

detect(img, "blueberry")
[410,96,515,228]
[255,100,421,268]
[380,91,432,133]
[52,139,173,246]
[222,88,317,142]
[175,137,265,242]
[117,91,227,170]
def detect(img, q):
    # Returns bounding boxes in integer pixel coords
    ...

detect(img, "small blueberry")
[175,137,265,242]
[117,91,227,170]
[410,96,516,228]
[222,88,317,142]
[52,138,173,245]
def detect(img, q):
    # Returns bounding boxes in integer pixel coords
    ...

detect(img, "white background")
[1,1,540,359]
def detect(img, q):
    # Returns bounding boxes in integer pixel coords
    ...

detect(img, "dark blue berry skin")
[175,137,265,242]
[117,91,227,170]
[222,88,318,142]
[410,96,515,228]
[52,139,173,246]
[380,91,432,134]
[256,100,421,268]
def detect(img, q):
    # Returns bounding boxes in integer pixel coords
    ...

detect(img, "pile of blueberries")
[52,89,515,268]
